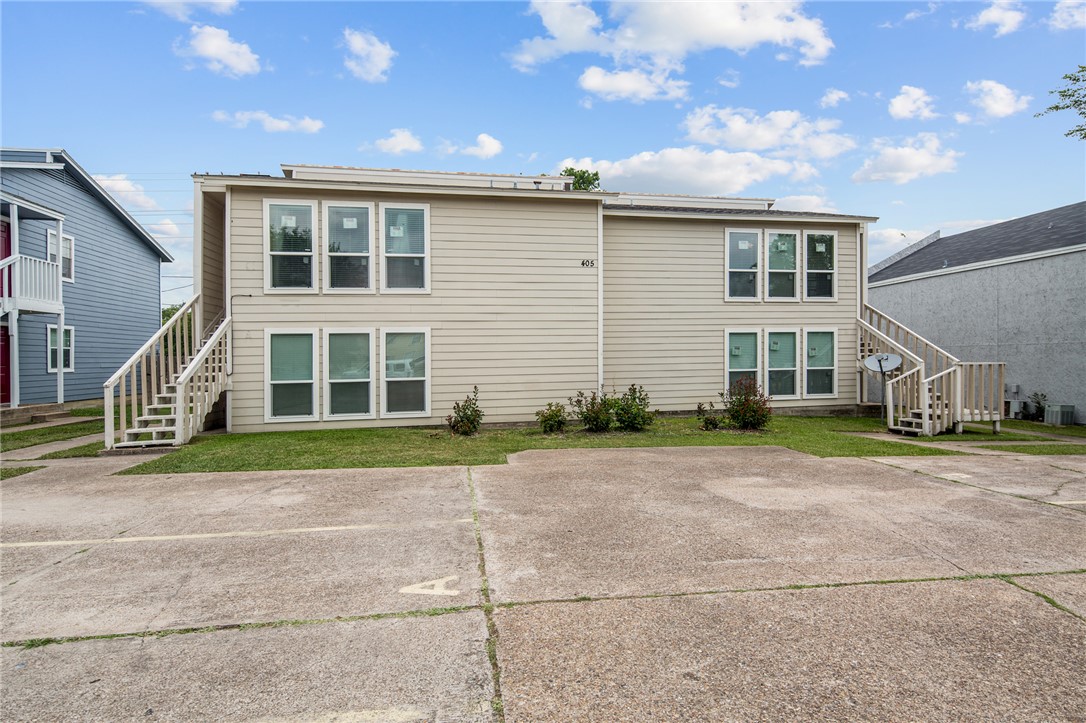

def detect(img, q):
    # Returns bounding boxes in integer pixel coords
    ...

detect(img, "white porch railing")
[0,254,62,313]
[104,295,200,449]
[175,317,231,444]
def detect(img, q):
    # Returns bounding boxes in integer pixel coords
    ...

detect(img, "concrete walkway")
[2,447,1083,720]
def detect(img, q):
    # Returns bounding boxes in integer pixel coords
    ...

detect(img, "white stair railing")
[0,255,62,311]
[175,317,231,444]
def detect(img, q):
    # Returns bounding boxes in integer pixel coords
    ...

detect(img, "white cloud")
[852,133,962,184]
[888,85,938,120]
[578,65,689,102]
[954,112,972,124]
[967,1,1026,36]
[557,146,814,196]
[343,28,395,82]
[373,128,423,154]
[92,174,162,211]
[905,2,939,22]
[869,227,930,261]
[964,79,1031,118]
[461,133,504,159]
[1048,0,1086,29]
[212,110,324,133]
[820,88,849,108]
[773,195,840,213]
[683,105,856,159]
[146,218,186,239]
[145,1,237,21]
[176,24,260,78]
[717,69,741,89]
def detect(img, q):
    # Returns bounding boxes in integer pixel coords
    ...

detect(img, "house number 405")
[581,259,596,267]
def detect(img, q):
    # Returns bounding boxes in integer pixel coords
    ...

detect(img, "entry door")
[0,324,10,405]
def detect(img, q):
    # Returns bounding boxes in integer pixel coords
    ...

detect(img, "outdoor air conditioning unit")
[1007,400,1025,418]
[1044,405,1075,426]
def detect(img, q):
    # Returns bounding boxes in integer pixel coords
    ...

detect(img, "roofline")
[869,243,1086,288]
[602,206,879,223]
[867,230,940,277]
[0,191,65,220]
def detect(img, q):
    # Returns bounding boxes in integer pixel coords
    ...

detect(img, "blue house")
[1,148,172,408]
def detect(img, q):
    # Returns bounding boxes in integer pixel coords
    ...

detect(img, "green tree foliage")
[1035,65,1086,140]
[561,166,601,191]
[161,303,183,326]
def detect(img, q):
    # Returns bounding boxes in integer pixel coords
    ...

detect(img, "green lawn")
[920,430,1037,443]
[120,416,959,475]
[981,419,1086,439]
[1,421,105,454]
[38,441,106,459]
[977,443,1086,455]
[1,466,44,480]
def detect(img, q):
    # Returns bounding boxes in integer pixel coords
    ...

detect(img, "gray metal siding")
[2,166,162,403]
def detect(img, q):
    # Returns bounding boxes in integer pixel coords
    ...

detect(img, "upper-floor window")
[47,229,74,282]
[265,200,317,291]
[382,204,430,293]
[805,231,836,299]
[323,202,374,292]
[765,231,798,300]
[726,229,759,300]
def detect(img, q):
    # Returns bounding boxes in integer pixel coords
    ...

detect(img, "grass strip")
[37,441,105,459]
[118,416,960,475]
[983,419,1086,439]
[1,421,104,453]
[976,443,1086,455]
[467,468,505,721]
[998,575,1085,622]
[917,431,1037,443]
[1,466,45,480]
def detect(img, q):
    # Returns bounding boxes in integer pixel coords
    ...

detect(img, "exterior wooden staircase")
[104,295,230,450]
[858,304,1004,436]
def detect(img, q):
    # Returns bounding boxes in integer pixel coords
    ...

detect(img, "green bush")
[535,402,568,433]
[569,389,614,432]
[696,401,722,431]
[721,377,772,430]
[613,384,656,431]
[447,386,484,436]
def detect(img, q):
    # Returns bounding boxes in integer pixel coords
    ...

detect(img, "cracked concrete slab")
[2,612,493,722]
[1011,572,1086,619]
[871,454,1086,503]
[474,447,1086,603]
[495,578,1086,721]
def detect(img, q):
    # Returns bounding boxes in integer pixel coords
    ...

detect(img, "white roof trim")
[869,243,1086,288]
[605,192,774,211]
[603,206,877,224]
[0,191,65,220]
[282,164,574,191]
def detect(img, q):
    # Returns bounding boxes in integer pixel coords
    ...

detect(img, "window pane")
[807,332,834,368]
[270,334,312,381]
[807,272,833,298]
[272,383,313,417]
[329,256,369,289]
[767,233,797,270]
[330,381,370,415]
[768,272,795,298]
[62,238,73,278]
[728,232,758,270]
[729,332,757,370]
[328,207,369,254]
[49,327,57,348]
[728,271,756,298]
[386,257,426,289]
[63,329,72,348]
[48,233,58,263]
[385,208,426,255]
[768,332,796,369]
[269,205,313,252]
[385,333,425,378]
[271,256,313,288]
[807,234,834,271]
[50,349,58,370]
[807,369,835,395]
[329,333,369,381]
[386,379,426,413]
[769,369,796,396]
[63,349,72,370]
[728,371,757,388]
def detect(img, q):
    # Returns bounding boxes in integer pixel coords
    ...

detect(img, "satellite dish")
[863,353,903,374]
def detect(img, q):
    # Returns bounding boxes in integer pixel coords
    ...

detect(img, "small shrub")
[569,389,614,432]
[696,401,722,431]
[613,384,656,431]
[720,377,772,430]
[447,386,484,436]
[535,402,568,434]
[1029,391,1048,421]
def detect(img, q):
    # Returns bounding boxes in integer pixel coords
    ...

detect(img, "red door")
[0,324,9,406]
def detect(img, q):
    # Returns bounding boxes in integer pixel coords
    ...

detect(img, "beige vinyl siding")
[603,215,859,411]
[227,189,600,431]
[199,193,225,328]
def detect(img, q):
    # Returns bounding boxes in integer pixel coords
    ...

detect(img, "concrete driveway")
[2,447,1083,721]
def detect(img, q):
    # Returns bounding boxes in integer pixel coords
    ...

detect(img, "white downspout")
[224,187,233,432]
[10,204,20,408]
[597,201,604,390]
[56,219,64,405]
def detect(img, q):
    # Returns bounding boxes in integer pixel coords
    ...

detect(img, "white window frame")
[47,324,74,372]
[322,201,375,294]
[803,230,837,302]
[724,328,762,390]
[725,228,761,302]
[264,329,319,423]
[765,328,801,400]
[802,328,838,399]
[380,203,431,294]
[46,229,75,282]
[380,327,431,418]
[764,229,799,302]
[323,328,376,420]
[264,199,319,294]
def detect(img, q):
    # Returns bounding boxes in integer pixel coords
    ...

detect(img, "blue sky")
[3,1,1084,304]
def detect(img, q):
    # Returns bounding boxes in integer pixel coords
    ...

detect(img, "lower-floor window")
[47,324,74,372]
[382,328,430,416]
[325,330,374,418]
[805,330,836,396]
[726,331,759,389]
[767,330,798,398]
[267,331,317,420]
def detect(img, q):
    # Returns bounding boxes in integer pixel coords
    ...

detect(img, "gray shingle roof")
[869,202,1085,284]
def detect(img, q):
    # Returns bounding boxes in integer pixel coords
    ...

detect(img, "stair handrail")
[104,295,199,389]
[857,318,925,370]
[885,366,923,430]
[862,303,960,369]
[174,316,231,445]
